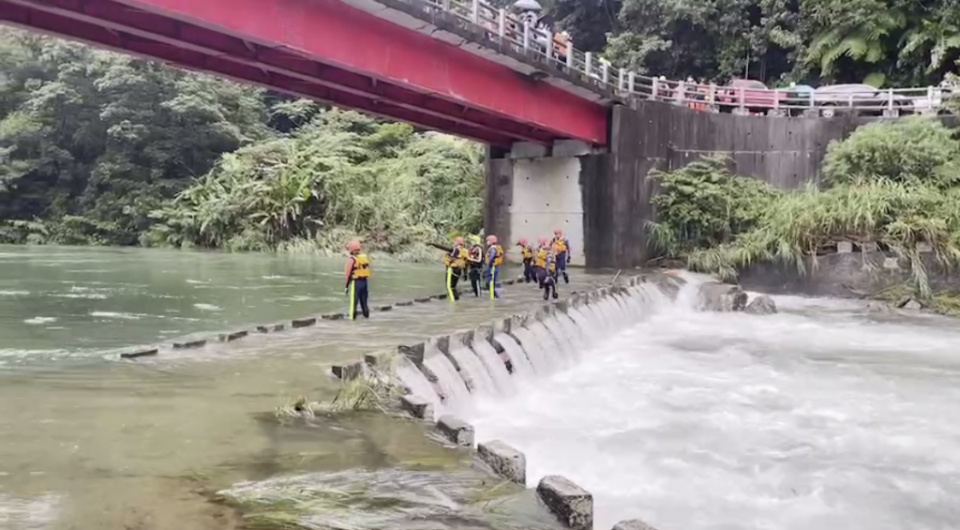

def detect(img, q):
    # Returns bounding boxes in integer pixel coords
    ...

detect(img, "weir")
[319,273,684,530]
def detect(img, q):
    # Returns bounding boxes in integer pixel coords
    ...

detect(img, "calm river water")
[0,245,608,530]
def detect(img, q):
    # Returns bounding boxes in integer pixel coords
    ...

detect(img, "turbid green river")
[0,245,606,530]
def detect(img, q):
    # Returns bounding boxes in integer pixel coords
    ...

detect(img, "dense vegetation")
[0,29,482,256]
[549,0,960,87]
[647,117,960,302]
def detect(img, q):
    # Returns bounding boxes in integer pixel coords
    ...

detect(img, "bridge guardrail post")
[584,52,592,81]
[676,80,685,106]
[628,72,636,94]
[497,9,506,41]
[737,86,745,114]
[650,77,658,100]
[708,83,717,111]
[565,41,573,69]
[618,68,625,92]
[471,0,479,23]
[601,60,609,85]
[522,20,530,53]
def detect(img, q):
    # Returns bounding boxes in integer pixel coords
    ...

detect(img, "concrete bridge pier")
[485,105,656,269]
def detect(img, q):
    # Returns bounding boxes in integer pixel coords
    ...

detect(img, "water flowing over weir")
[418,275,960,530]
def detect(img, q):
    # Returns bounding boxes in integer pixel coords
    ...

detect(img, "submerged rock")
[697,282,748,312]
[744,295,777,315]
[896,296,923,310]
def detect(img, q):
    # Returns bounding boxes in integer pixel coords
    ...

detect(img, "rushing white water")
[511,327,551,374]
[472,341,515,395]
[395,358,441,417]
[494,333,534,377]
[422,347,470,406]
[465,282,960,530]
[448,346,496,396]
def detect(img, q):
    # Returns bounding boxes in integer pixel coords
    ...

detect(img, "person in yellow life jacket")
[534,237,549,289]
[541,247,559,300]
[344,240,370,320]
[443,236,467,301]
[483,234,503,299]
[551,228,571,284]
[517,238,535,283]
[466,236,484,297]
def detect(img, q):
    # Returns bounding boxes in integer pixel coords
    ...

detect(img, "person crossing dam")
[466,235,484,297]
[551,228,571,284]
[534,237,549,289]
[517,237,535,283]
[483,234,503,299]
[443,236,467,301]
[541,242,560,300]
[344,240,370,320]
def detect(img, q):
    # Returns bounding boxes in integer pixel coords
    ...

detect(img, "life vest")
[534,248,548,268]
[552,237,568,254]
[488,244,504,267]
[351,253,371,279]
[546,252,556,274]
[467,245,483,267]
[443,245,466,269]
[521,244,533,260]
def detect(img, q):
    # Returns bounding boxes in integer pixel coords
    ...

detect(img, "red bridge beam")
[111,0,609,145]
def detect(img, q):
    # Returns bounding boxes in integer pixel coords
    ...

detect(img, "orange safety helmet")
[554,228,563,236]
[517,237,528,246]
[486,234,497,245]
[346,240,361,253]
[538,237,549,246]
[454,236,464,246]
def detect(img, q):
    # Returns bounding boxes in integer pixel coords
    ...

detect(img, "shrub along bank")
[646,117,960,313]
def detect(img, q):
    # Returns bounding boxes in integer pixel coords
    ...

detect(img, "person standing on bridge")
[444,236,468,301]
[484,234,504,299]
[551,228,571,284]
[467,235,484,297]
[344,240,371,320]
[517,238,535,283]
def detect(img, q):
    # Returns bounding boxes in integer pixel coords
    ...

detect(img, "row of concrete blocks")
[402,399,658,530]
[116,277,533,360]
[332,275,667,530]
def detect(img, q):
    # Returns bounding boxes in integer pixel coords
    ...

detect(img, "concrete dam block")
[120,347,158,360]
[398,343,426,366]
[435,415,475,447]
[400,394,434,420]
[537,475,593,530]
[697,281,748,312]
[612,519,661,530]
[744,294,778,315]
[477,440,526,484]
[172,338,206,350]
[331,362,363,380]
[219,330,248,342]
[291,317,317,328]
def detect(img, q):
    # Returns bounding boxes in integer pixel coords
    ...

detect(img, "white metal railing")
[397,0,956,116]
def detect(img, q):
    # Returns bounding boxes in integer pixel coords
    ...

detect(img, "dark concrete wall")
[485,101,929,269]
[484,146,514,246]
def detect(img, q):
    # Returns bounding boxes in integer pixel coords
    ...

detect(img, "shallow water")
[0,245,611,529]
[466,279,960,530]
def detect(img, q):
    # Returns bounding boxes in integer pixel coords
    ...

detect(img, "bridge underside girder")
[0,0,609,146]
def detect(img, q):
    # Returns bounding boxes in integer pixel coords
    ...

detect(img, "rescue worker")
[466,235,484,297]
[542,246,559,300]
[483,234,504,299]
[444,236,467,300]
[551,228,571,284]
[517,238,535,283]
[344,240,370,320]
[534,237,549,289]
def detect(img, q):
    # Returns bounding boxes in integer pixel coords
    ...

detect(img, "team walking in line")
[343,229,571,320]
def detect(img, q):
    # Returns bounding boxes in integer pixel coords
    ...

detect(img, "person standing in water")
[541,245,559,300]
[466,235,484,297]
[483,234,504,299]
[534,237,549,289]
[344,240,370,320]
[443,236,467,300]
[517,237,535,283]
[551,228,571,284]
